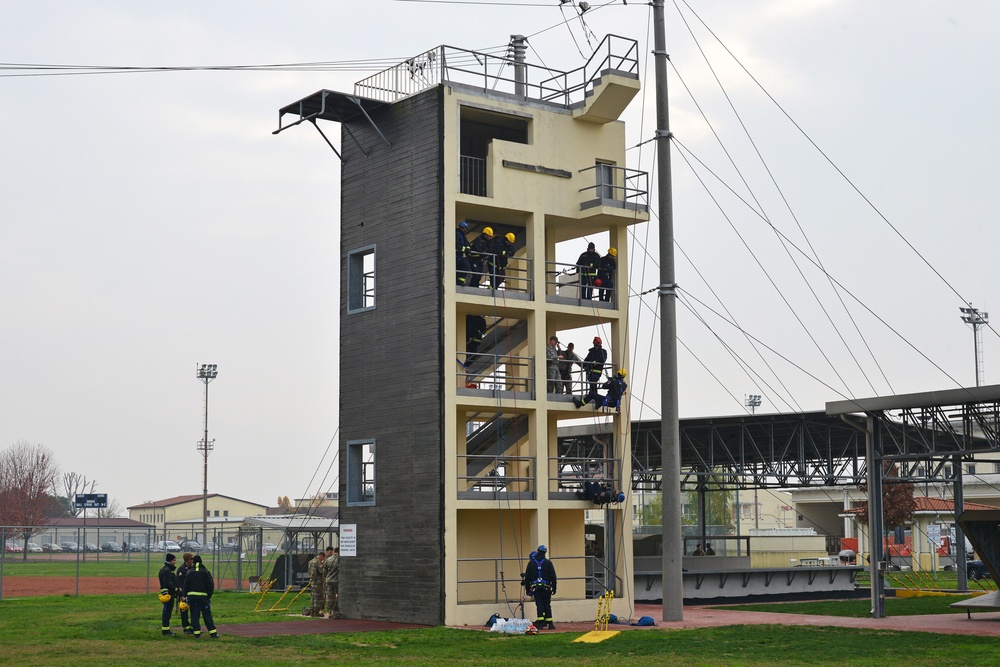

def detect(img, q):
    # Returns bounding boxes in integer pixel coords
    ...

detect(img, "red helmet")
[593,336,602,345]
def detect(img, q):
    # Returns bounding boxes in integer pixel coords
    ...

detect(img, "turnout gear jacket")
[184,562,215,599]
[576,249,601,277]
[158,562,177,595]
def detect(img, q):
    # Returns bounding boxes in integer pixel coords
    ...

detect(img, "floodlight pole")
[745,394,762,415]
[959,304,988,386]
[196,364,218,544]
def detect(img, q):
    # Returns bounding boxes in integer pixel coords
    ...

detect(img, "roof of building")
[242,515,339,532]
[44,517,152,528]
[842,496,999,516]
[127,494,268,510]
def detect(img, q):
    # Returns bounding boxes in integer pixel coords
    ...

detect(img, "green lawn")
[1,593,1000,666]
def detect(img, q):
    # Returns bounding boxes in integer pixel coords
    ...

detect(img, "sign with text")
[340,524,357,556]
[74,493,108,509]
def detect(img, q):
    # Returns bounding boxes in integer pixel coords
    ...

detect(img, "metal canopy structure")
[273,89,390,159]
[559,411,870,492]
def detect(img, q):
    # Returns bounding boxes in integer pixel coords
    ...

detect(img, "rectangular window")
[223,510,229,517]
[347,439,376,506]
[348,245,376,313]
[214,510,220,517]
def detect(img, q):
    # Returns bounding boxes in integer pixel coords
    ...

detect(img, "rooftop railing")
[355,35,638,106]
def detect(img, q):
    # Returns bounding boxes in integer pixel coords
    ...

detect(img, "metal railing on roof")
[354,35,639,105]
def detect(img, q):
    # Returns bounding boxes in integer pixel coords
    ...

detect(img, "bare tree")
[62,472,98,517]
[95,497,125,519]
[0,441,60,557]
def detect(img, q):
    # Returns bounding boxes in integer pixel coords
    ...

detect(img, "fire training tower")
[276,34,648,626]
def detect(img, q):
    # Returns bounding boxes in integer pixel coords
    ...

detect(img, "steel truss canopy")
[827,384,1000,482]
[560,411,869,492]
[558,385,1000,492]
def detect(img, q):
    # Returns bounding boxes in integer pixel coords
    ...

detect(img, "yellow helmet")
[483,227,494,237]
[178,600,190,611]
[608,247,617,257]
[158,592,172,603]
[505,232,515,243]
[617,368,627,378]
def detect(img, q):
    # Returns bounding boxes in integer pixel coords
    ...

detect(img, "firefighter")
[456,221,472,286]
[157,553,178,636]
[469,226,494,287]
[598,247,617,302]
[575,242,601,299]
[582,337,607,396]
[489,232,515,289]
[575,368,627,413]
[184,555,219,638]
[523,545,557,629]
[175,552,195,634]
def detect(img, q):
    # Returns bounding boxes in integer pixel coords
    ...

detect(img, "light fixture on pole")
[196,363,218,544]
[959,305,988,386]
[745,394,762,414]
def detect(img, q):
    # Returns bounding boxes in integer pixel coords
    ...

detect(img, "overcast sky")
[3,1,999,511]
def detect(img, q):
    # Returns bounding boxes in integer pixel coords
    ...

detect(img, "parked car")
[262,543,279,554]
[60,542,81,553]
[4,542,23,554]
[26,542,43,553]
[127,542,141,552]
[179,540,202,552]
[41,543,62,553]
[154,540,181,552]
[968,559,991,580]
[101,542,123,553]
[85,543,99,553]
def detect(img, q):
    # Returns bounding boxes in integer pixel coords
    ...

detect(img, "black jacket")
[158,562,177,594]
[584,346,607,376]
[176,563,193,593]
[576,250,601,276]
[184,561,215,599]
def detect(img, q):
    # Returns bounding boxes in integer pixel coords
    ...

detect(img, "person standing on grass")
[184,555,219,638]
[175,552,195,634]
[308,551,326,617]
[157,553,178,636]
[324,546,342,618]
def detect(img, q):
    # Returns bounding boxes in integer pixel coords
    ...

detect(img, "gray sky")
[3,1,999,511]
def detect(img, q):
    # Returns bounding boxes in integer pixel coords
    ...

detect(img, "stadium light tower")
[745,394,762,414]
[959,305,988,386]
[196,363,219,544]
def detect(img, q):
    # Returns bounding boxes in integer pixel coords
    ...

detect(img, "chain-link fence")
[0,524,332,600]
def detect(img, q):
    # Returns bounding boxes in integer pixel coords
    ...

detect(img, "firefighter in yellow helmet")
[488,231,515,289]
[574,367,627,413]
[469,226,494,287]
[598,247,617,302]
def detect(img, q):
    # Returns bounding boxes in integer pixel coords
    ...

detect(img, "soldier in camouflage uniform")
[307,552,326,617]
[324,547,341,618]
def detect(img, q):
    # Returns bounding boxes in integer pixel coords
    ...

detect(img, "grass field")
[2,593,1000,666]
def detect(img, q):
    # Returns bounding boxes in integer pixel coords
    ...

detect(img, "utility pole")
[653,0,684,622]
[196,364,218,545]
[959,304,988,386]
